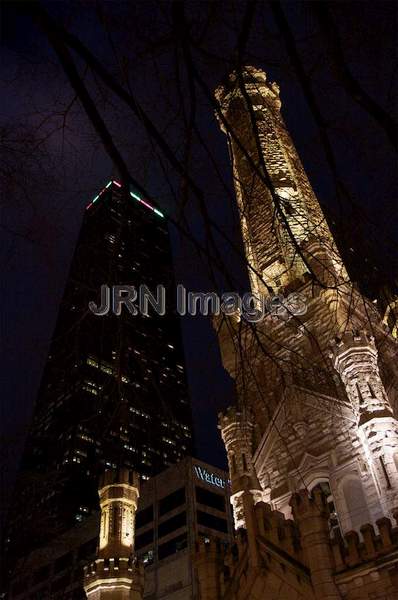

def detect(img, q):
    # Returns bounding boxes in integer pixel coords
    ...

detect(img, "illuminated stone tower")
[215,67,346,297]
[215,67,398,533]
[84,469,144,600]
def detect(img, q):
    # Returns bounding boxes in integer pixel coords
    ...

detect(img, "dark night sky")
[1,1,397,522]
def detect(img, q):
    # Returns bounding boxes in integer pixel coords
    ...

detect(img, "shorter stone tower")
[218,407,264,529]
[84,469,144,600]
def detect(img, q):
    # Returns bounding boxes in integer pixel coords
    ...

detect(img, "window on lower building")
[198,531,230,551]
[158,487,186,517]
[197,510,228,533]
[33,564,50,585]
[78,538,97,561]
[158,511,186,538]
[51,572,71,593]
[142,549,154,565]
[30,587,50,600]
[53,552,73,574]
[196,486,226,512]
[12,578,30,595]
[136,505,154,529]
[158,533,187,560]
[135,528,154,550]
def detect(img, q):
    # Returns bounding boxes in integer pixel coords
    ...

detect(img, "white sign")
[194,465,226,489]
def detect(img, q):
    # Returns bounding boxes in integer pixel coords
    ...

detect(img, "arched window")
[368,382,376,398]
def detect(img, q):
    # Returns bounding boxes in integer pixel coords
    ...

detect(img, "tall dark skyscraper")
[6,180,193,562]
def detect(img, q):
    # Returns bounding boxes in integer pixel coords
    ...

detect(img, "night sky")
[1,1,397,525]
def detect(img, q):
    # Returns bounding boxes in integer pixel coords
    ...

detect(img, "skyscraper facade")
[6,181,193,563]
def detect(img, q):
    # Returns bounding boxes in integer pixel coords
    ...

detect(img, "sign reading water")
[194,465,227,489]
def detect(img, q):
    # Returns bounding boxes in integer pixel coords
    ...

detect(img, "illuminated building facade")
[6,181,193,567]
[200,66,398,599]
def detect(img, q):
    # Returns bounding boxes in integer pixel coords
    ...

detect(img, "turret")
[84,469,144,600]
[331,331,398,518]
[218,406,264,529]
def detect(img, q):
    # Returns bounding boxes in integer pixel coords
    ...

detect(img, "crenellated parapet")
[253,501,304,562]
[195,488,398,600]
[100,468,140,489]
[195,490,331,599]
[331,515,398,573]
[84,557,144,598]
